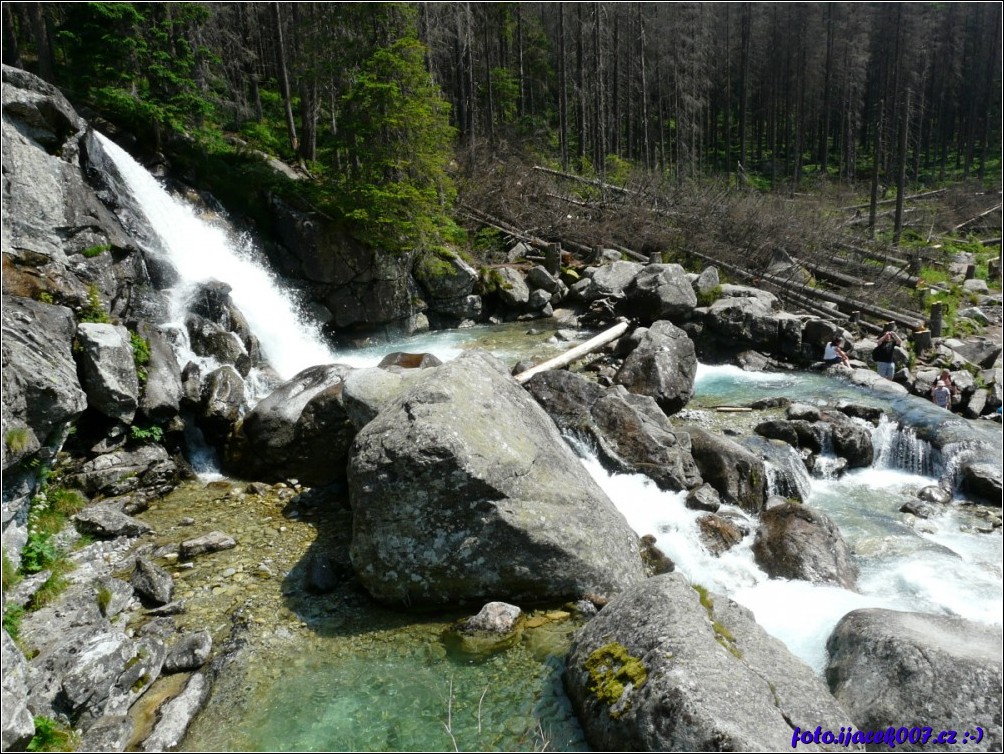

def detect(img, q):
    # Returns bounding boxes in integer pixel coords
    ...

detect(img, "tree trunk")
[893,88,911,245]
[272,2,298,154]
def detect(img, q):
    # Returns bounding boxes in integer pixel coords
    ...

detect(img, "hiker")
[872,324,902,379]
[823,337,849,366]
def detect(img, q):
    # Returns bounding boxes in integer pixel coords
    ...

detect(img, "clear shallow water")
[183,616,589,753]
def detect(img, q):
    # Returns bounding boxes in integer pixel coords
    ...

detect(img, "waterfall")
[871,416,941,477]
[91,132,338,381]
[764,444,813,502]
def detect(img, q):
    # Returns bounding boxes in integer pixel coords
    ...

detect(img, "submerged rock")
[564,573,856,751]
[349,350,644,605]
[827,609,1002,752]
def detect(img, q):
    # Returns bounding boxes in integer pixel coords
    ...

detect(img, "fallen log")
[532,165,635,196]
[839,188,947,212]
[514,321,630,385]
[952,203,1002,232]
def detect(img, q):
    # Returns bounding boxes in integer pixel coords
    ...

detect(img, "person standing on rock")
[872,323,901,379]
[932,369,959,408]
[823,337,849,367]
[931,380,952,409]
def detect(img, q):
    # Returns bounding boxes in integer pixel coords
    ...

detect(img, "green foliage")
[96,585,113,616]
[5,428,31,455]
[56,2,213,133]
[336,34,456,252]
[81,244,111,258]
[79,285,111,324]
[27,715,77,752]
[130,331,151,384]
[28,562,73,612]
[2,549,22,592]
[415,247,458,281]
[604,154,634,186]
[129,423,164,444]
[696,285,723,307]
[20,533,59,576]
[472,227,506,258]
[3,604,25,641]
[37,292,55,305]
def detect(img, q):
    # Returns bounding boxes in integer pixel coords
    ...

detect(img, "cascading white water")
[871,416,940,476]
[93,132,338,381]
[587,364,1003,673]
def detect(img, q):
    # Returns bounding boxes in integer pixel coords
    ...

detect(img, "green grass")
[5,428,31,454]
[79,284,111,324]
[3,604,25,641]
[27,716,77,752]
[81,244,111,258]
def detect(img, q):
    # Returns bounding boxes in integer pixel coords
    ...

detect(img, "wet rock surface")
[752,502,858,589]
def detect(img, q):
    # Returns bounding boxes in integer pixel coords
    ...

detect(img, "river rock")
[228,363,355,486]
[186,315,250,375]
[179,531,236,560]
[62,444,178,497]
[830,418,873,468]
[564,573,857,752]
[900,500,938,519]
[79,715,133,753]
[639,535,675,575]
[960,462,1002,506]
[752,503,857,588]
[687,427,767,512]
[198,365,246,446]
[377,352,443,370]
[592,260,643,300]
[702,293,802,357]
[696,513,745,556]
[136,323,182,421]
[526,265,560,293]
[341,367,424,430]
[2,297,88,449]
[524,369,701,492]
[304,552,338,594]
[132,557,174,605]
[62,441,178,501]
[74,321,140,425]
[73,505,152,539]
[495,267,530,308]
[163,630,213,673]
[138,672,209,752]
[615,320,697,415]
[684,483,721,512]
[826,609,1002,752]
[349,350,644,605]
[918,485,953,505]
[460,601,523,635]
[624,263,697,323]
[1,629,34,751]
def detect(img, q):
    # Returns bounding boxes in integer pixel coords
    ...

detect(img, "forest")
[3,2,1001,266]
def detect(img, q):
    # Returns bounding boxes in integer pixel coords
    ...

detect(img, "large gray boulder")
[524,369,701,492]
[2,296,87,453]
[75,323,140,424]
[198,365,246,446]
[615,321,697,415]
[413,248,478,303]
[495,267,530,308]
[687,427,767,513]
[227,364,355,486]
[827,609,1002,752]
[62,444,179,498]
[349,350,645,605]
[702,294,803,358]
[591,261,643,300]
[136,323,182,421]
[752,503,858,589]
[1,629,34,750]
[564,573,856,752]
[341,366,425,430]
[625,263,698,323]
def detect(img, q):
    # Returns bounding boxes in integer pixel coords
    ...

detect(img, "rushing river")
[92,133,1001,751]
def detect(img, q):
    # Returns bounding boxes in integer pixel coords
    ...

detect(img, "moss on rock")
[584,641,648,717]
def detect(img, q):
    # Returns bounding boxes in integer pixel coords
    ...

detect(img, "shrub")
[3,604,25,641]
[5,427,31,454]
[129,424,164,444]
[81,244,111,258]
[79,284,111,324]
[27,715,77,752]
[130,331,151,384]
